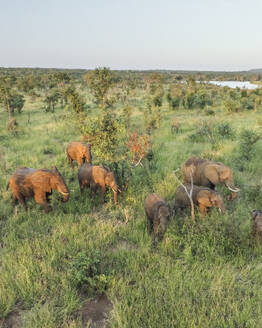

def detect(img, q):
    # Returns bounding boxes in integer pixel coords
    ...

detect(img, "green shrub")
[238,129,261,160]
[70,251,110,294]
[216,122,234,139]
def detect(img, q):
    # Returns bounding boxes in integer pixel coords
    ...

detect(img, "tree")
[84,67,115,107]
[0,79,25,118]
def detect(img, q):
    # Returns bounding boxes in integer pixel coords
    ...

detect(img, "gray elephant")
[182,157,240,199]
[144,193,171,243]
[174,184,226,215]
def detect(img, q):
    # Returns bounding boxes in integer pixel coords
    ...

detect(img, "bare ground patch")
[1,310,23,328]
[81,293,113,328]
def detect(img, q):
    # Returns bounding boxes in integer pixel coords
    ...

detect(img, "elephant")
[182,157,240,200]
[251,210,262,243]
[66,141,92,168]
[174,184,226,215]
[144,193,171,243]
[78,163,120,204]
[7,166,69,213]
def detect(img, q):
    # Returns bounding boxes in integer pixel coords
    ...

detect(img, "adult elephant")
[78,163,120,204]
[182,157,240,199]
[7,166,70,213]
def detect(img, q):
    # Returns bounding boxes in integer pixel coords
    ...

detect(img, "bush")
[216,122,234,139]
[238,129,261,160]
[70,251,110,294]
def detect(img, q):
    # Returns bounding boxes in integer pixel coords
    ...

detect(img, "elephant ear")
[197,191,212,207]
[204,165,220,185]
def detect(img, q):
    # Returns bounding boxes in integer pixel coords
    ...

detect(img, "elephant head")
[197,190,226,214]
[204,164,240,198]
[105,171,120,204]
[158,204,171,234]
[50,166,70,202]
[83,144,92,163]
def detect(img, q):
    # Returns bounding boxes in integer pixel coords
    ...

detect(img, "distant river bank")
[206,81,259,89]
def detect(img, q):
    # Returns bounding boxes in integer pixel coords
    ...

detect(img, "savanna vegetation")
[1,67,262,327]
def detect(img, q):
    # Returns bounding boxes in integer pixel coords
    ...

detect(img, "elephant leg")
[100,185,106,203]
[160,217,167,236]
[67,155,73,168]
[12,194,18,206]
[15,193,27,210]
[77,157,83,167]
[199,204,207,215]
[153,218,160,245]
[146,213,153,234]
[34,192,51,213]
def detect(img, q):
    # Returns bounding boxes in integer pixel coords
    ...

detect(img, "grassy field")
[1,89,262,328]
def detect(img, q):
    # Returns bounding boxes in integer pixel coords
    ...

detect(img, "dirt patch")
[1,310,23,328]
[81,293,113,328]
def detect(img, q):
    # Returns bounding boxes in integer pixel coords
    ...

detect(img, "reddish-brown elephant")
[78,163,120,204]
[66,141,92,167]
[7,166,69,213]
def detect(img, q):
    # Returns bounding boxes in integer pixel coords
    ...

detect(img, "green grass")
[1,93,262,327]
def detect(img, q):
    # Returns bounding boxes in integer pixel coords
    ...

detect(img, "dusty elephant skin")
[78,163,120,204]
[66,141,92,167]
[144,193,171,243]
[174,184,226,215]
[251,210,262,243]
[7,166,69,213]
[182,156,240,200]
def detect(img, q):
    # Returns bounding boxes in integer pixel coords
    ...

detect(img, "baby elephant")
[251,210,262,243]
[78,163,120,204]
[66,141,92,167]
[144,193,171,243]
[174,184,226,215]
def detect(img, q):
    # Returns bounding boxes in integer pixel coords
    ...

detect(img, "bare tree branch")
[173,168,195,221]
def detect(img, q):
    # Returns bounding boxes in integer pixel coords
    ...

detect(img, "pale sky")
[0,0,261,71]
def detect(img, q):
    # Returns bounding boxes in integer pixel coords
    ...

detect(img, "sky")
[0,0,262,71]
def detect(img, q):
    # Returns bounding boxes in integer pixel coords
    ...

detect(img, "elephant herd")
[145,156,262,244]
[6,142,119,213]
[5,142,262,244]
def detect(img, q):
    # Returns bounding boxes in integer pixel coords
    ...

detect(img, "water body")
[207,81,259,89]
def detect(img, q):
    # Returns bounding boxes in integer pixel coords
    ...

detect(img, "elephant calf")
[7,166,69,213]
[174,184,226,215]
[78,163,120,204]
[144,193,171,243]
[66,141,92,167]
[251,210,262,243]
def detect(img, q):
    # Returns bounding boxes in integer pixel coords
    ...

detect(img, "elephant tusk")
[218,208,221,213]
[60,191,69,196]
[226,185,240,192]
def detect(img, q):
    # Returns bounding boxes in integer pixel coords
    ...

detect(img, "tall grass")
[1,93,262,327]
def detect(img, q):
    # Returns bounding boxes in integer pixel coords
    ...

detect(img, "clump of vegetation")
[70,251,110,294]
[170,118,180,134]
[6,118,19,135]
[238,129,261,160]
[216,122,235,139]
[127,132,150,166]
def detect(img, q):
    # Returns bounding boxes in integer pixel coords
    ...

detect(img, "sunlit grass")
[1,91,262,327]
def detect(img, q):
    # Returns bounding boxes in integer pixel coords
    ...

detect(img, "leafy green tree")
[85,67,115,107]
